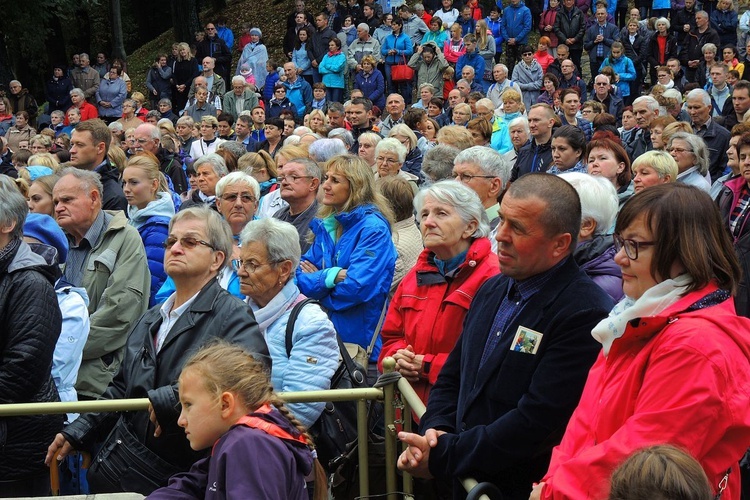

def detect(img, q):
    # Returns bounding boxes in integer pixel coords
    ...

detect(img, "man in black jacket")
[69,119,127,212]
[195,23,232,85]
[680,10,721,81]
[397,173,613,499]
[511,104,556,181]
[46,205,269,495]
[312,11,337,83]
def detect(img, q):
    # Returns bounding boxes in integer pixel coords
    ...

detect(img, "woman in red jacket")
[377,180,499,405]
[531,184,750,500]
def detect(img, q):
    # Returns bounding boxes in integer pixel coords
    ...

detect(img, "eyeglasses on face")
[668,147,693,154]
[279,174,314,183]
[453,172,495,183]
[232,259,277,274]
[375,156,399,165]
[221,193,257,203]
[613,233,655,260]
[163,236,215,250]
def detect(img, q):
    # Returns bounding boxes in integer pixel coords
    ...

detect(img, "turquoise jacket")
[318,51,347,89]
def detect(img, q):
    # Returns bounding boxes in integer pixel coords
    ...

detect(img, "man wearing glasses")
[274,157,321,253]
[47,205,268,494]
[590,74,624,125]
[134,123,187,194]
[452,146,510,253]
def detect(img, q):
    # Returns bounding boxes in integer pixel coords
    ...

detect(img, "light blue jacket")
[95,77,127,118]
[55,282,89,422]
[318,51,347,89]
[599,55,636,98]
[296,205,397,361]
[249,280,339,427]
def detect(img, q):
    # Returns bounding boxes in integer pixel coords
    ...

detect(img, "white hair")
[558,172,618,235]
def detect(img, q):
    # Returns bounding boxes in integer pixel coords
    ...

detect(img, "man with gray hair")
[422,144,460,183]
[222,75,260,121]
[625,95,660,161]
[453,145,511,252]
[348,23,382,71]
[487,64,523,109]
[53,167,149,399]
[274,157,321,253]
[686,88,730,182]
[70,53,101,104]
[381,93,406,136]
[309,138,349,162]
[505,115,530,166]
[134,123,187,194]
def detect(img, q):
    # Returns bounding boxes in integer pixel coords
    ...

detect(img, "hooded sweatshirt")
[148,406,314,499]
[128,191,175,306]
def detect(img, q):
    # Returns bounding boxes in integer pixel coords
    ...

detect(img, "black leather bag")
[285,298,368,472]
[87,416,181,495]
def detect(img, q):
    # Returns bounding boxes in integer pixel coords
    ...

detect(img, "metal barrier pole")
[388,359,491,500]
[381,358,398,500]
[357,398,369,499]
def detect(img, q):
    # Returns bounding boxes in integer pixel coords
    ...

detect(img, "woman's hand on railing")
[393,345,424,382]
[44,433,74,467]
[396,428,445,478]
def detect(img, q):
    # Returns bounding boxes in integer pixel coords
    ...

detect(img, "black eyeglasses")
[221,193,257,203]
[163,236,215,250]
[613,233,655,260]
[453,172,496,183]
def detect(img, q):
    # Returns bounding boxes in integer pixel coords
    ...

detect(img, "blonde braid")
[269,394,315,450]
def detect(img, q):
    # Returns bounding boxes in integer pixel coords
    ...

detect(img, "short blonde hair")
[631,150,679,182]
[436,125,474,150]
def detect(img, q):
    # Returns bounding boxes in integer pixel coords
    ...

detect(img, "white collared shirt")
[155,291,201,352]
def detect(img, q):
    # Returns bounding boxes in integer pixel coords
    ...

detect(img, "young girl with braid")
[147,343,327,500]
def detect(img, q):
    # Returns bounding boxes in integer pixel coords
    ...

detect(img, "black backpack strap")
[285,298,319,358]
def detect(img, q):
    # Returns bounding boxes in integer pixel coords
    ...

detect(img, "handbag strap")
[366,299,389,359]
[284,298,366,386]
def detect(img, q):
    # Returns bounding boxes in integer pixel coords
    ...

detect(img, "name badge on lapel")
[510,326,543,354]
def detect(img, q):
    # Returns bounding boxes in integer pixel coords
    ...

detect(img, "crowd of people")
[3,0,750,498]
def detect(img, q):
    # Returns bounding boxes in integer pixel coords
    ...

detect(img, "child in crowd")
[148,342,326,500]
[311,83,328,111]
[263,60,281,103]
[442,66,455,100]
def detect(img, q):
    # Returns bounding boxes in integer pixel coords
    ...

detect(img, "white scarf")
[246,279,299,334]
[592,274,693,356]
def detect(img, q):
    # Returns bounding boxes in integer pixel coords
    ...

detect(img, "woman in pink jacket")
[530,183,750,500]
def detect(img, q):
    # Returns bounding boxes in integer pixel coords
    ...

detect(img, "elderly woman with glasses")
[297,155,397,370]
[378,180,499,405]
[389,123,424,183]
[668,132,711,192]
[237,217,338,427]
[156,171,258,304]
[373,138,419,194]
[532,184,750,500]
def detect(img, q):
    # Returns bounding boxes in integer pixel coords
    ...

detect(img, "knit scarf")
[248,279,300,334]
[591,274,693,355]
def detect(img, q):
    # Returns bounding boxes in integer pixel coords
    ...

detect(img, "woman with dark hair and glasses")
[531,183,750,500]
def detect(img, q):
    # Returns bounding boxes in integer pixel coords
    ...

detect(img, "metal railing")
[0,359,491,500]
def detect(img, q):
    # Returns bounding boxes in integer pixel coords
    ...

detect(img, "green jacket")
[74,211,150,398]
[222,89,260,121]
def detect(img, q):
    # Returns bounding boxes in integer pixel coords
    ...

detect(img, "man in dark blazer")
[397,173,614,500]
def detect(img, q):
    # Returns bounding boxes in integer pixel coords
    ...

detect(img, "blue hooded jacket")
[296,204,397,361]
[500,1,532,45]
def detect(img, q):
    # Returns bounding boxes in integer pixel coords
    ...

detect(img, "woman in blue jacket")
[297,155,397,366]
[354,55,386,110]
[122,153,175,307]
[292,27,315,86]
[318,38,347,104]
[381,17,415,103]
